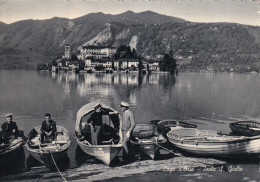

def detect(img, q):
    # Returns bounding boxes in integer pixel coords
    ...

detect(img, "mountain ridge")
[0,11,259,70]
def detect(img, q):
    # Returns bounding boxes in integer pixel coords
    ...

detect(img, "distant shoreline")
[0,69,259,74]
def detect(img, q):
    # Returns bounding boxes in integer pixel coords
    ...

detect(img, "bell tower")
[65,44,70,59]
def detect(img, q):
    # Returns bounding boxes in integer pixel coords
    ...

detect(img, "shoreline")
[0,155,227,182]
[0,69,258,74]
[2,155,260,182]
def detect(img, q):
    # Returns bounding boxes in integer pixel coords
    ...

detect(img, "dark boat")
[167,127,260,159]
[26,126,71,169]
[130,124,167,160]
[151,119,197,137]
[0,130,24,168]
[229,121,260,136]
[75,102,123,166]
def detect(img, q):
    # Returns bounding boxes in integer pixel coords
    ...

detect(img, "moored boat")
[75,102,123,166]
[229,121,260,136]
[151,119,197,137]
[167,127,260,159]
[130,124,167,160]
[26,126,71,169]
[0,130,24,168]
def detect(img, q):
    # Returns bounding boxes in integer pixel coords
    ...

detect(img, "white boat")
[75,102,123,165]
[26,125,71,169]
[167,128,260,158]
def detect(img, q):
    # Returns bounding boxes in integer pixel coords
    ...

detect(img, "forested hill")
[0,11,259,71]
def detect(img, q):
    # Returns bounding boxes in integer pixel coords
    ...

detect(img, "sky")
[0,0,259,26]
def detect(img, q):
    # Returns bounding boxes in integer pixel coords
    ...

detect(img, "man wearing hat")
[119,102,136,158]
[1,113,18,144]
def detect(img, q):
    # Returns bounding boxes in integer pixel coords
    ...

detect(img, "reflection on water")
[1,71,260,133]
[1,71,260,178]
[47,72,177,111]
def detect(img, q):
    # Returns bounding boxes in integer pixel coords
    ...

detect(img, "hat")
[6,113,12,117]
[94,103,102,110]
[120,102,129,107]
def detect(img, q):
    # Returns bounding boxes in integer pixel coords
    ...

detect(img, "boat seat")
[56,134,67,141]
[29,134,41,146]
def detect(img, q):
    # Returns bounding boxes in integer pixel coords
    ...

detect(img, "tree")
[112,60,115,70]
[113,45,138,59]
[138,56,144,71]
[159,53,177,73]
[71,53,78,61]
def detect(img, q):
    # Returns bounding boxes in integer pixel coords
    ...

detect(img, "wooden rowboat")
[167,127,260,159]
[151,119,197,137]
[26,126,71,169]
[130,124,167,160]
[75,102,123,166]
[0,130,24,168]
[229,121,260,136]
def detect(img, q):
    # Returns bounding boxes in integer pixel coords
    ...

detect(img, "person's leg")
[51,131,56,141]
[40,132,46,143]
[122,131,129,154]
[7,134,15,144]
[96,126,102,145]
[91,127,96,145]
[1,131,7,144]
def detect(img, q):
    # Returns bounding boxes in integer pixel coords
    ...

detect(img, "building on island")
[79,46,116,60]
[114,58,139,70]
[64,44,71,59]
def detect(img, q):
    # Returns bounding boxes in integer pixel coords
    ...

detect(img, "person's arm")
[52,121,57,133]
[87,114,93,124]
[12,122,18,133]
[1,123,5,131]
[125,111,135,139]
[128,111,136,134]
[119,114,123,142]
[108,111,119,115]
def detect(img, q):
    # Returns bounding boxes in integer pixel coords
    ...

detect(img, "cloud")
[258,11,260,14]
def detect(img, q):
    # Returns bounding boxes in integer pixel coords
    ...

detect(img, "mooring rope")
[50,153,68,182]
[154,142,181,157]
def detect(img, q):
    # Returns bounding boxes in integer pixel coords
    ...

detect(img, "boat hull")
[0,140,24,168]
[130,140,162,160]
[131,124,167,159]
[76,138,122,165]
[26,125,71,169]
[168,133,260,158]
[229,121,260,136]
[151,119,197,137]
[27,146,69,168]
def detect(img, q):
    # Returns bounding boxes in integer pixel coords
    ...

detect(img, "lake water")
[1,70,260,181]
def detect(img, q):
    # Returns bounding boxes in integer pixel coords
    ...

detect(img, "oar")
[53,141,68,144]
[0,140,24,152]
[154,142,181,157]
[249,127,260,131]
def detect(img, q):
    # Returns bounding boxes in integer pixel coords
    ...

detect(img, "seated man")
[40,113,57,143]
[1,113,18,144]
